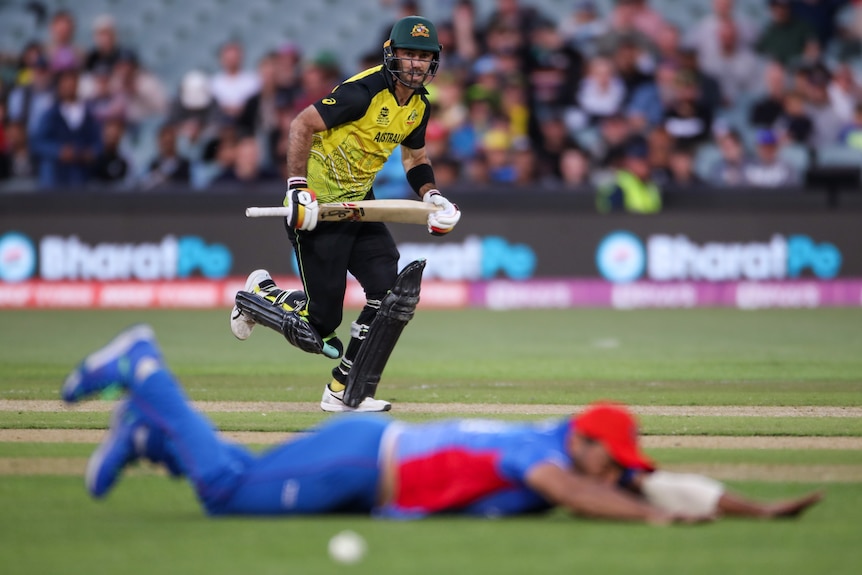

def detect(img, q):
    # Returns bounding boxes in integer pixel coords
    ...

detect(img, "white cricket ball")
[327,530,367,564]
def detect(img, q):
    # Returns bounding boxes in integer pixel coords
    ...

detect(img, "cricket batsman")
[229,15,461,414]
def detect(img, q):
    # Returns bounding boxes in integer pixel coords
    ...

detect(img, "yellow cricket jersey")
[309,65,431,203]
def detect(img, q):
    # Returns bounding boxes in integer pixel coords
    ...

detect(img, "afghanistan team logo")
[411,24,430,38]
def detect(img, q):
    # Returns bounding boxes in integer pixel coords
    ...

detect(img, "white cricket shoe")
[230,269,273,340]
[320,385,392,413]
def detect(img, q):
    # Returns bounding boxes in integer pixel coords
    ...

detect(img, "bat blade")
[246,200,440,225]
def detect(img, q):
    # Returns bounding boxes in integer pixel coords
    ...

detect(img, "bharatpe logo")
[397,235,537,280]
[0,234,233,282]
[0,232,37,283]
[596,231,645,283]
[596,232,842,283]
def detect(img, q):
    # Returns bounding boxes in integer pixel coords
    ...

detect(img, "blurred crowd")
[1,0,862,204]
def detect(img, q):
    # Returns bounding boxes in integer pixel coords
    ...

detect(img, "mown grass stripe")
[3,412,862,436]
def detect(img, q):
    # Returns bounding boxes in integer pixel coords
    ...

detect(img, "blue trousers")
[129,365,389,515]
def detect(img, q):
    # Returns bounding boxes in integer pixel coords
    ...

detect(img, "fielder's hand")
[284,177,319,231]
[424,190,460,236]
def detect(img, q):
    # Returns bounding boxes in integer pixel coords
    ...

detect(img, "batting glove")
[284,177,319,232]
[424,190,460,236]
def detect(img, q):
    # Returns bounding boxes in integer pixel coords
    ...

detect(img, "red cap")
[573,402,654,471]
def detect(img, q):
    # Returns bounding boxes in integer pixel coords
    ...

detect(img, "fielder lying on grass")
[61,325,823,523]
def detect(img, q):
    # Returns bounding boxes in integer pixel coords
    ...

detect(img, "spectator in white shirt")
[210,41,261,121]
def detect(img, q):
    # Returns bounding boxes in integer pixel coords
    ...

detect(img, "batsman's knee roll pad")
[343,259,426,407]
[234,291,324,355]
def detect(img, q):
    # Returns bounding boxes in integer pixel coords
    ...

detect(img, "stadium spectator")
[214,136,276,184]
[828,62,862,122]
[0,102,8,177]
[83,15,124,73]
[273,42,303,104]
[646,124,674,182]
[653,22,685,68]
[45,10,83,72]
[596,135,662,213]
[559,0,609,58]
[449,0,482,65]
[710,127,751,186]
[626,60,678,130]
[449,85,497,161]
[112,49,169,128]
[610,0,669,46]
[84,63,126,123]
[433,72,469,135]
[431,154,462,187]
[289,52,342,113]
[802,64,846,145]
[142,123,192,189]
[595,112,634,168]
[662,71,714,147]
[750,60,789,128]
[558,143,592,188]
[534,109,578,180]
[169,70,218,127]
[743,128,800,186]
[13,41,48,88]
[666,141,703,186]
[499,79,530,142]
[838,101,862,149]
[6,55,54,138]
[512,138,539,185]
[777,89,815,145]
[577,55,627,124]
[685,0,758,64]
[485,0,547,60]
[238,53,287,167]
[91,118,131,185]
[30,68,102,188]
[463,150,492,184]
[210,41,261,121]
[790,0,846,50]
[699,19,766,107]
[677,48,723,113]
[0,121,35,185]
[755,0,819,66]
[596,0,657,58]
[612,37,652,101]
[481,128,517,183]
[524,18,583,115]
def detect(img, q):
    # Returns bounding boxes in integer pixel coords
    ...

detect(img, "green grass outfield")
[1,308,861,575]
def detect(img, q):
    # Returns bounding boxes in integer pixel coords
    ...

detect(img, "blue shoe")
[86,400,142,498]
[61,324,161,403]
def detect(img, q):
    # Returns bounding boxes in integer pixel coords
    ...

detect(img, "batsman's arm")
[525,463,709,525]
[286,105,327,179]
[400,145,437,197]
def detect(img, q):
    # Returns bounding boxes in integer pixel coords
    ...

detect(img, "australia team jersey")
[310,65,430,203]
[378,418,572,519]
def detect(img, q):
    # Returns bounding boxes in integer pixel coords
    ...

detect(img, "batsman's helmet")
[384,16,441,88]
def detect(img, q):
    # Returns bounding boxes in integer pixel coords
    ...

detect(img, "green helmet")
[388,16,441,53]
[384,16,441,89]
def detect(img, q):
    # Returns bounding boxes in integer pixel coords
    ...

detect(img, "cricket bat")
[245,199,441,225]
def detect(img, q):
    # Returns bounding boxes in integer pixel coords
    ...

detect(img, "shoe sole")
[62,324,155,402]
[230,270,272,340]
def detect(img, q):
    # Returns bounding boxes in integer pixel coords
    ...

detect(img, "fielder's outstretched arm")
[632,470,824,519]
[525,463,712,525]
